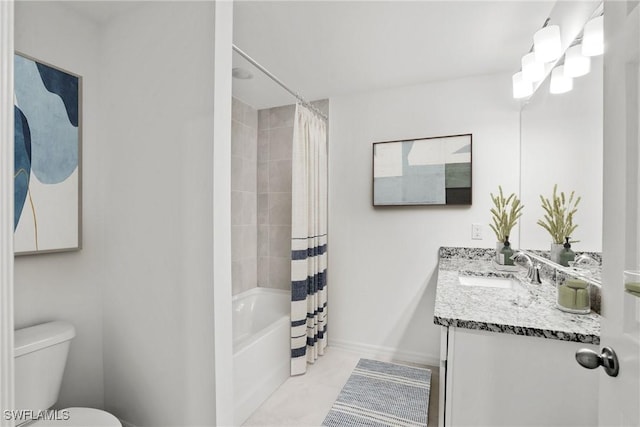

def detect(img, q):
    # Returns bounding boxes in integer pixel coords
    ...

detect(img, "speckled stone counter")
[433,247,601,344]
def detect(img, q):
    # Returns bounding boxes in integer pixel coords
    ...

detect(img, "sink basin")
[458,275,519,289]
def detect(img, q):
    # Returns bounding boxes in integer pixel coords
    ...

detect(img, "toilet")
[14,321,121,427]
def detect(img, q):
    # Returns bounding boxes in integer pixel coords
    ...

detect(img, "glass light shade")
[550,66,573,94]
[582,15,604,56]
[521,52,545,82]
[564,45,591,77]
[534,25,562,63]
[512,72,533,99]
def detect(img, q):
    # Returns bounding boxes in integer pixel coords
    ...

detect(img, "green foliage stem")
[489,186,524,243]
[537,184,581,244]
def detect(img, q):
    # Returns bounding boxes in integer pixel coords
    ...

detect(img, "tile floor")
[243,346,439,426]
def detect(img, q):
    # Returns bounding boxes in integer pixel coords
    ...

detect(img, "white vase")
[496,241,505,264]
[550,243,563,264]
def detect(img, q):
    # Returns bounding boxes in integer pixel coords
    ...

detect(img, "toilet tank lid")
[14,321,76,357]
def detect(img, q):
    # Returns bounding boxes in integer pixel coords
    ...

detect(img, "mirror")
[519,41,603,275]
[519,57,603,246]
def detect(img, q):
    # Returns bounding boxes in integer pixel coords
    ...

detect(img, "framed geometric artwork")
[372,134,472,206]
[14,52,82,255]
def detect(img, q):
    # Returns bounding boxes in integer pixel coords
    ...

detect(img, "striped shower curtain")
[290,103,328,376]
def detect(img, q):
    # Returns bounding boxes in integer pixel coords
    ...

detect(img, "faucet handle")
[570,254,598,267]
[529,263,542,284]
[511,251,533,268]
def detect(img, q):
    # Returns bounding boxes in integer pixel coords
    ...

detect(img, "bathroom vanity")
[434,247,601,427]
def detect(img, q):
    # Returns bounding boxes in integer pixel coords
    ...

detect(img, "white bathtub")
[233,287,290,425]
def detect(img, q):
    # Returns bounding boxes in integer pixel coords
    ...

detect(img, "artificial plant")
[489,186,524,243]
[537,184,581,244]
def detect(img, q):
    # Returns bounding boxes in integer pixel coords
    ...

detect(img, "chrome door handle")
[575,347,619,377]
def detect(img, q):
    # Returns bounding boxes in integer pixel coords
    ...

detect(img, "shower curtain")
[290,103,328,376]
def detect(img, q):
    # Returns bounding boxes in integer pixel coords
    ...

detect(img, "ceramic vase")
[496,241,505,264]
[550,243,563,264]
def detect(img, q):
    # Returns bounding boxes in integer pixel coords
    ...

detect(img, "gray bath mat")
[322,358,431,427]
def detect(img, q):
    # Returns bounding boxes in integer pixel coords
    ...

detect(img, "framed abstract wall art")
[372,134,472,206]
[14,53,82,254]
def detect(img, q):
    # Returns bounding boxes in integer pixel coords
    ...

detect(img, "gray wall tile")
[244,104,258,130]
[269,104,295,128]
[242,191,257,225]
[269,257,291,291]
[232,260,242,295]
[231,225,243,261]
[231,155,243,192]
[268,126,293,161]
[269,159,292,193]
[245,126,258,161]
[257,162,269,193]
[258,130,269,163]
[269,192,292,226]
[231,120,243,157]
[243,157,257,192]
[258,109,269,130]
[231,191,242,226]
[257,193,269,225]
[258,225,269,257]
[232,97,243,123]
[258,256,269,287]
[231,97,258,295]
[243,258,257,293]
[269,226,291,258]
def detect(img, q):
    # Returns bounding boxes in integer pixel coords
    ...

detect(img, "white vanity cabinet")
[439,326,599,427]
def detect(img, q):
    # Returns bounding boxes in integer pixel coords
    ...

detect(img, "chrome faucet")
[571,253,597,267]
[511,251,542,284]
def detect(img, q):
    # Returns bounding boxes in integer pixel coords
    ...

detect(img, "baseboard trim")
[329,339,440,367]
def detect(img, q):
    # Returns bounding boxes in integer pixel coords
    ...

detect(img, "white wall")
[98,3,217,426]
[13,1,105,409]
[328,73,520,364]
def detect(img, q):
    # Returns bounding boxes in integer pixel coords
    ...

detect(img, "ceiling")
[54,0,557,110]
[233,1,556,109]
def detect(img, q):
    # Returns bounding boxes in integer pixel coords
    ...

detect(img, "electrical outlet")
[471,223,483,240]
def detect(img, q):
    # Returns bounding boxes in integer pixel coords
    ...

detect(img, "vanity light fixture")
[564,45,591,77]
[582,15,604,57]
[534,24,562,63]
[521,52,545,82]
[513,71,534,99]
[549,66,573,94]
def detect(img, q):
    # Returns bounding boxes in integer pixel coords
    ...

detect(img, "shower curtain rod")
[232,44,328,122]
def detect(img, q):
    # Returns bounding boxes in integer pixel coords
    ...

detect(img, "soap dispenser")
[500,237,514,266]
[559,237,575,267]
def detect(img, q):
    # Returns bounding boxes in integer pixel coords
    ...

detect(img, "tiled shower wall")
[257,105,294,290]
[231,97,258,295]
[257,100,328,290]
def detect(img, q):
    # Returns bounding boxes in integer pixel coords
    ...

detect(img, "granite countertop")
[433,247,601,344]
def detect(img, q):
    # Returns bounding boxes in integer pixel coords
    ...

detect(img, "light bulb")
[534,25,562,63]
[521,52,545,82]
[550,66,573,94]
[513,72,533,99]
[582,15,604,57]
[564,45,591,77]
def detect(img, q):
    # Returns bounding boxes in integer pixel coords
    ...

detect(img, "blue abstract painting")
[373,134,472,206]
[14,53,81,254]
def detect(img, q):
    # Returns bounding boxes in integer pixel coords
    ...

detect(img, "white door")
[599,2,640,425]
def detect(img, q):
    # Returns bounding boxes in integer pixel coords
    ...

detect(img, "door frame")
[1,1,15,426]
[599,1,640,425]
